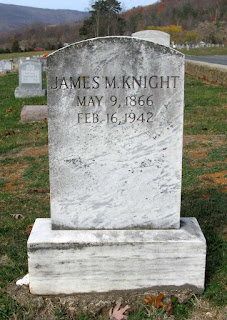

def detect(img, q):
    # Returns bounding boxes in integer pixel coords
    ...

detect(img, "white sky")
[0,0,157,11]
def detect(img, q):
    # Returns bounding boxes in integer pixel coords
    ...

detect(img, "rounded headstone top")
[132,30,171,47]
[47,36,182,63]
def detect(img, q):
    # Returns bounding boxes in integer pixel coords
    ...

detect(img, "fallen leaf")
[155,293,165,308]
[10,214,25,220]
[165,301,174,315]
[0,254,10,265]
[5,107,13,114]
[19,224,34,236]
[109,302,130,320]
[144,294,174,315]
[4,182,14,190]
[2,131,15,138]
[30,188,49,193]
[144,296,155,305]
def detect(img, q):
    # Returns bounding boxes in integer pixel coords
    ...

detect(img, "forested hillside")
[79,0,226,45]
[122,0,226,33]
[0,0,226,53]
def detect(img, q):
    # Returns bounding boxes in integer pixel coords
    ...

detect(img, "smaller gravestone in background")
[14,60,46,98]
[0,61,3,72]
[0,60,12,73]
[3,60,13,72]
[20,105,48,122]
[132,30,170,47]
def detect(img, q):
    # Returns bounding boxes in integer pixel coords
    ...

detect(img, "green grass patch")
[0,72,47,155]
[0,50,53,60]
[207,146,227,162]
[0,72,226,318]
[179,46,227,56]
[184,77,227,134]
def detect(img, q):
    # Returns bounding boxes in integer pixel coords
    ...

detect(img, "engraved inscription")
[74,112,153,124]
[50,74,180,125]
[21,65,40,84]
[51,75,180,90]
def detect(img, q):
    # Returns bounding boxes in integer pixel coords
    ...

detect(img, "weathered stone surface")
[15,60,46,98]
[132,31,171,47]
[47,37,184,230]
[28,217,206,295]
[20,105,48,122]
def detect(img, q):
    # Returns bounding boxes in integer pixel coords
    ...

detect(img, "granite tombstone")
[15,60,46,98]
[48,37,183,230]
[28,37,206,295]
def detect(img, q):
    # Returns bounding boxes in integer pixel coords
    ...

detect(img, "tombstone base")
[14,87,46,98]
[28,218,206,295]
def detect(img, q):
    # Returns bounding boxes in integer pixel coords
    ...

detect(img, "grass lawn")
[179,46,227,56]
[0,50,53,60]
[0,73,226,319]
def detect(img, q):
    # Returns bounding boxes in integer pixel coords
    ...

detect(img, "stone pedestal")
[28,218,206,295]
[15,88,46,98]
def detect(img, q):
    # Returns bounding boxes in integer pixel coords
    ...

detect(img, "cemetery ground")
[0,72,226,319]
[0,46,227,61]
[179,46,227,57]
[0,51,53,61]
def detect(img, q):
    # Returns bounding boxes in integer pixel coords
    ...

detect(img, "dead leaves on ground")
[30,188,49,193]
[10,214,25,220]
[19,223,34,236]
[108,294,177,319]
[144,294,174,316]
[1,130,15,138]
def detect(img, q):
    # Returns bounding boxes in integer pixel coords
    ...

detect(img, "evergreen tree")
[11,39,20,52]
[80,0,124,38]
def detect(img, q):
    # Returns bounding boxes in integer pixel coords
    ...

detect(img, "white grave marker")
[132,30,170,47]
[48,37,184,230]
[28,37,206,295]
[15,60,46,98]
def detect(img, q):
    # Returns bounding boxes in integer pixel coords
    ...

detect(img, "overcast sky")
[0,0,157,11]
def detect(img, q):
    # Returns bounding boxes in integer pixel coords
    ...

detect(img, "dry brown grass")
[189,298,227,320]
[199,171,227,188]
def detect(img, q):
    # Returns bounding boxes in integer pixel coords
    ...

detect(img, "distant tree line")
[0,21,83,53]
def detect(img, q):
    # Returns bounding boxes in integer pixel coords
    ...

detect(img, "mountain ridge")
[0,3,89,34]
